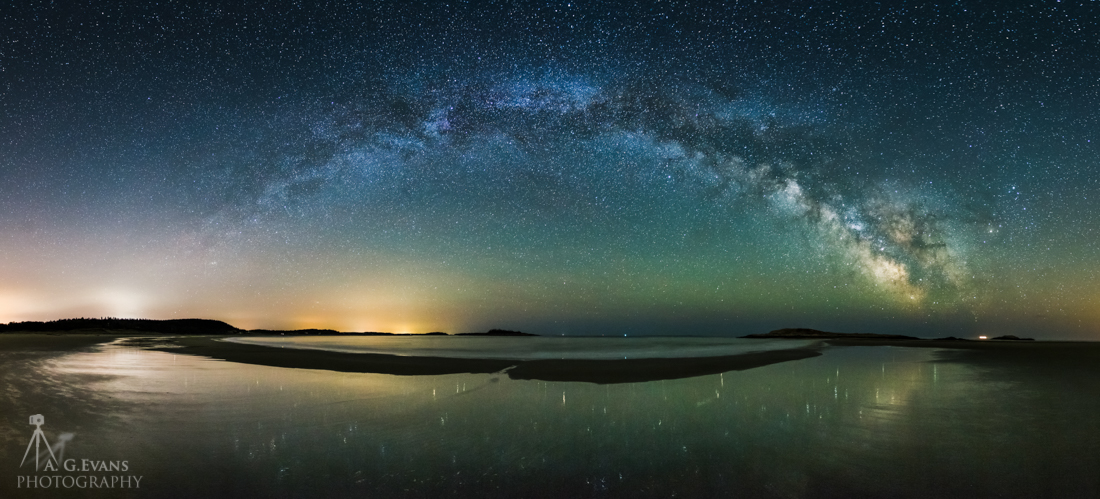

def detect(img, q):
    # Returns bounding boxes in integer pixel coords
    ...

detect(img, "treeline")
[0,318,240,335]
[246,329,392,336]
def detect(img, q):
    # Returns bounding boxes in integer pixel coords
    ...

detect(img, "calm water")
[2,336,1098,498]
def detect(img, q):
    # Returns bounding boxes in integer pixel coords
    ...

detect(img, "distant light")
[978,335,988,340]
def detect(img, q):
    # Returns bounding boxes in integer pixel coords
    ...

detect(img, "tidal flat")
[2,333,1099,498]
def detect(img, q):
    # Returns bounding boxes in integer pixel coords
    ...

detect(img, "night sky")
[2,1,1098,338]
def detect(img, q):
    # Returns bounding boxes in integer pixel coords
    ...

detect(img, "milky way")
[2,1,1098,337]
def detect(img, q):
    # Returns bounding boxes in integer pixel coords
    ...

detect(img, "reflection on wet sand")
[0,334,1098,498]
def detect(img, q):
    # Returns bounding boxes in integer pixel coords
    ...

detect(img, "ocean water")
[1,336,1098,498]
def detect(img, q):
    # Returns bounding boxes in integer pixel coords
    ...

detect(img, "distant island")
[0,318,536,337]
[743,328,919,340]
[245,329,393,336]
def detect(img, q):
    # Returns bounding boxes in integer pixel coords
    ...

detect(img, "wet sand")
[3,331,1098,498]
[0,332,125,351]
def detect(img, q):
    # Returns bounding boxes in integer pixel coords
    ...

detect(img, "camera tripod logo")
[20,414,73,471]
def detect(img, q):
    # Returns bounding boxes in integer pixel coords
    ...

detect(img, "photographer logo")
[16,414,142,489]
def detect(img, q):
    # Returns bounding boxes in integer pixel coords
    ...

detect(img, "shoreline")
[4,332,1099,384]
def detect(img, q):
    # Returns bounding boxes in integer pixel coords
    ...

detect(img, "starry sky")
[2,1,1098,338]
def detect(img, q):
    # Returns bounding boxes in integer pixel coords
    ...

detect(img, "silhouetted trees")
[0,317,240,335]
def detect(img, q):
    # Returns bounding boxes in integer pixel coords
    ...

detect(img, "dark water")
[1,336,1098,498]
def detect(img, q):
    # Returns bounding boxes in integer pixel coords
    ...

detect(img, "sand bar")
[150,335,824,384]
